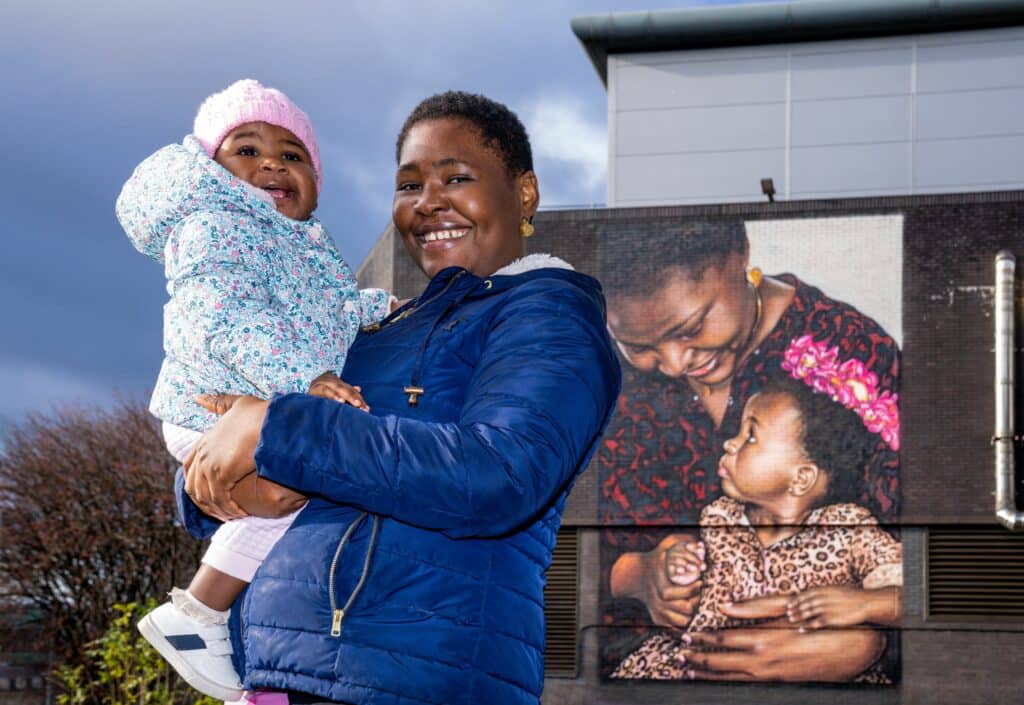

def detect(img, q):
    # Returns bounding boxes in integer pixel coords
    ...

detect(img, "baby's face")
[215,121,317,221]
[718,391,807,505]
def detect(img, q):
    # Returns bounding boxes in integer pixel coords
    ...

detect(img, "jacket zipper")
[328,512,381,637]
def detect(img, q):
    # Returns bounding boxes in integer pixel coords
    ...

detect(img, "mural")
[595,215,903,683]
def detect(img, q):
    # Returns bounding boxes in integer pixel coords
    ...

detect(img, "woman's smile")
[685,351,721,379]
[413,222,472,250]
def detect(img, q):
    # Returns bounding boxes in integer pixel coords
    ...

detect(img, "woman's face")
[393,117,538,278]
[606,252,753,386]
[718,391,807,504]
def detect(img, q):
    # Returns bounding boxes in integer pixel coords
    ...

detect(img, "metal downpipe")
[994,251,1024,530]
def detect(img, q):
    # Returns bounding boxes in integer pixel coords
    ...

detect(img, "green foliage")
[52,600,221,705]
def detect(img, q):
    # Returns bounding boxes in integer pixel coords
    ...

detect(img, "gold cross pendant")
[404,386,425,406]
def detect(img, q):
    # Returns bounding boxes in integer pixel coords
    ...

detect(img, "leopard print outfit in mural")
[612,496,902,681]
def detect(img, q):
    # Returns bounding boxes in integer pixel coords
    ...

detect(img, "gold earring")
[746,266,762,288]
[520,219,535,238]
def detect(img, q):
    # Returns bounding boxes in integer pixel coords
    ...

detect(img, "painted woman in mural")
[596,219,901,682]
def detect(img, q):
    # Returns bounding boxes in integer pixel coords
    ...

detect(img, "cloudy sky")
[1,0,756,428]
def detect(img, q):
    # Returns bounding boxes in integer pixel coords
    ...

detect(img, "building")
[358,2,1024,703]
[576,0,1024,206]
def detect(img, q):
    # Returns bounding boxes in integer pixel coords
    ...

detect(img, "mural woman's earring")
[520,217,535,238]
[746,266,763,288]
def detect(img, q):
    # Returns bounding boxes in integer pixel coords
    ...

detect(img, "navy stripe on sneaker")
[164,634,207,651]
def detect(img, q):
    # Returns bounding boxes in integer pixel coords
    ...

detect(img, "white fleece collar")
[493,253,574,276]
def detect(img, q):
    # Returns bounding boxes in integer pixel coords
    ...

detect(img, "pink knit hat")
[193,78,322,191]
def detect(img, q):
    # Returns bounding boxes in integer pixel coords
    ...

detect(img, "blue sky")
[1,0,756,427]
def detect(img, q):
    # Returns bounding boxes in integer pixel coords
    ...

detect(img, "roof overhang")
[572,0,1024,85]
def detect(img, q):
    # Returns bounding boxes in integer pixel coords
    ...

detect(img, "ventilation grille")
[928,527,1024,619]
[543,528,580,677]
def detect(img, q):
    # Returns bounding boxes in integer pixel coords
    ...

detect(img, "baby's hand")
[786,585,894,630]
[665,540,706,586]
[307,371,370,411]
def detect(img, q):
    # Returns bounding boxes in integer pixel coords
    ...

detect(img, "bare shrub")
[0,400,204,665]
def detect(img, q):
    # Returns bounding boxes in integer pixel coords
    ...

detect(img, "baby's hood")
[115,135,274,263]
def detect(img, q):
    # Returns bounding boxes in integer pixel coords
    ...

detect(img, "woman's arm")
[673,594,886,681]
[186,279,621,537]
[680,619,885,682]
[258,280,620,537]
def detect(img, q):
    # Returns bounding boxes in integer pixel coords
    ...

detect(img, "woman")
[179,91,621,705]
[596,220,900,681]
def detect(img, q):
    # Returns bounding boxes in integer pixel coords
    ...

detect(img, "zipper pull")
[331,608,345,637]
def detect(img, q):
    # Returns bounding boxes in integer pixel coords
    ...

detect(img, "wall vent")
[927,526,1024,619]
[543,527,580,677]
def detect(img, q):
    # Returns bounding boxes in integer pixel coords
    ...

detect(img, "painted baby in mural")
[613,337,902,681]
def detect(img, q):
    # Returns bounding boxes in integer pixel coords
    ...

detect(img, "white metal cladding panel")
[917,87,1024,140]
[616,102,785,155]
[917,30,1024,93]
[791,95,912,147]
[915,134,1024,189]
[615,149,785,203]
[790,44,912,100]
[790,142,911,195]
[614,54,788,110]
[608,27,1024,206]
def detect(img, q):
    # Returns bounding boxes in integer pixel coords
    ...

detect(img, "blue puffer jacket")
[178,260,621,705]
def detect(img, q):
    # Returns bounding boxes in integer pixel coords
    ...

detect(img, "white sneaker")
[137,595,244,701]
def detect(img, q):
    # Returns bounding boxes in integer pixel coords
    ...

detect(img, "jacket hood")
[115,134,314,263]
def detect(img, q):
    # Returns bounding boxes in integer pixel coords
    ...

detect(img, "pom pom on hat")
[193,79,322,191]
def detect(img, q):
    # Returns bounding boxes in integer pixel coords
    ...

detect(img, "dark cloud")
[1,0,752,423]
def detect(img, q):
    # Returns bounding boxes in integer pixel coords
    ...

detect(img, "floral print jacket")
[116,135,391,431]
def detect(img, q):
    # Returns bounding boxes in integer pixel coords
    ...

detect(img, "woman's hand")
[232,472,308,519]
[675,594,885,681]
[610,534,703,629]
[183,393,270,521]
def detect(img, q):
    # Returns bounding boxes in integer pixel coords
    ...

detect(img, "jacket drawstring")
[405,277,481,406]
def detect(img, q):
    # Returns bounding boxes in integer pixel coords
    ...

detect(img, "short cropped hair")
[396,91,533,177]
[597,220,747,299]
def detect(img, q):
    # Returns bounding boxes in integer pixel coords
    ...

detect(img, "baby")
[116,79,392,700]
[613,336,902,681]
